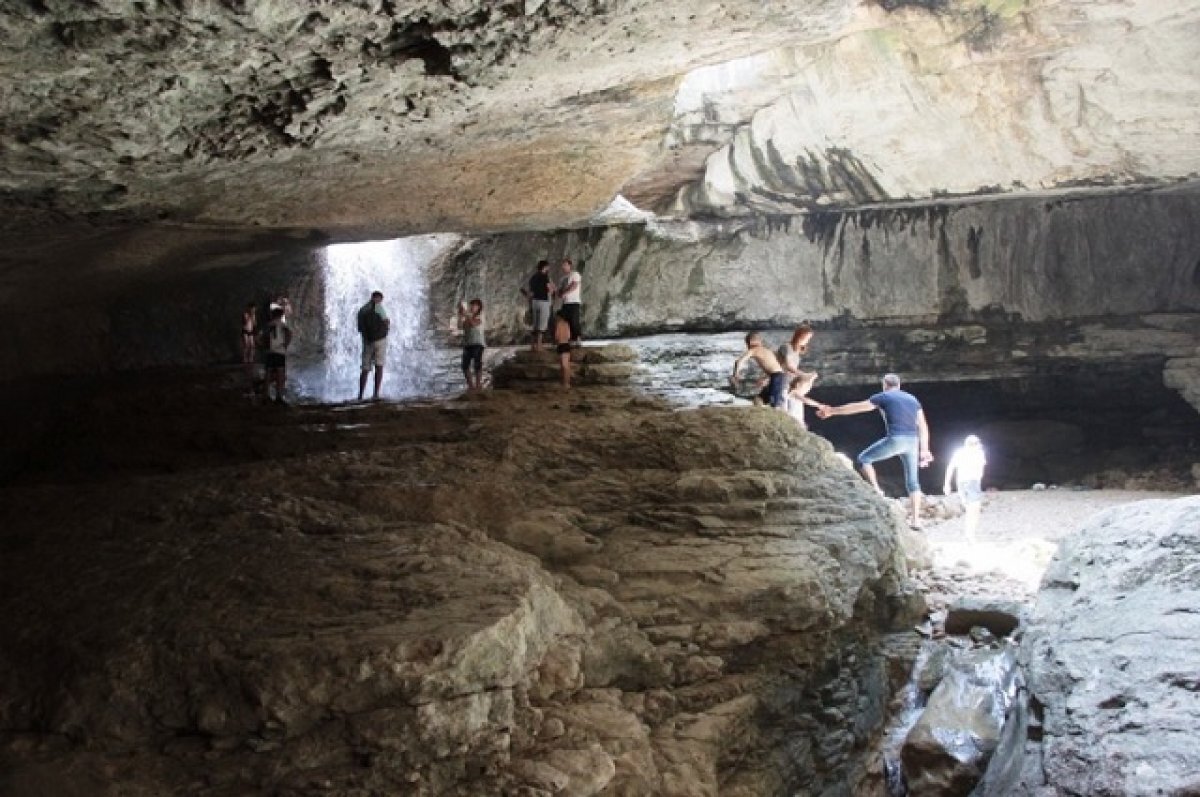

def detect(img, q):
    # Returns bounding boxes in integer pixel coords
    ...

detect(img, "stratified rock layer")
[0,375,911,795]
[1019,497,1200,796]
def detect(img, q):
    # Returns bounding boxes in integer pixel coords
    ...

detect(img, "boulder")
[1020,497,1200,796]
[901,645,1021,796]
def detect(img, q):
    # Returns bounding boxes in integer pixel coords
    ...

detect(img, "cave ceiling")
[1,0,1199,248]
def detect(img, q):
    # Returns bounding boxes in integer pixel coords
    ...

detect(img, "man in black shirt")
[523,259,554,351]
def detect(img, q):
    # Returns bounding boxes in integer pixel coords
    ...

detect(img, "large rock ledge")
[1019,496,1200,796]
[0,382,910,795]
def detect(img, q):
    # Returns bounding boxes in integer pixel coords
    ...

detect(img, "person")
[730,331,788,410]
[785,372,826,430]
[777,323,815,377]
[356,290,390,401]
[523,260,554,351]
[240,302,258,387]
[553,309,573,389]
[943,434,987,542]
[818,373,932,526]
[558,257,582,346]
[261,305,292,405]
[458,298,487,391]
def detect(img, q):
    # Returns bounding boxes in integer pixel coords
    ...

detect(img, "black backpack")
[358,304,387,341]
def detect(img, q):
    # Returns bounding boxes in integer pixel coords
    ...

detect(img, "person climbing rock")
[818,373,932,526]
[730,331,788,410]
[356,290,390,401]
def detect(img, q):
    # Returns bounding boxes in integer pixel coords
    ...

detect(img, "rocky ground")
[0,362,917,796]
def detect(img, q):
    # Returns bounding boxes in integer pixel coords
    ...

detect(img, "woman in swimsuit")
[241,303,258,385]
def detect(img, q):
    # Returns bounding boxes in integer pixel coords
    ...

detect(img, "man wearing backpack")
[357,290,390,401]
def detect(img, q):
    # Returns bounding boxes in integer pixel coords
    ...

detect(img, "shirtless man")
[730,331,788,410]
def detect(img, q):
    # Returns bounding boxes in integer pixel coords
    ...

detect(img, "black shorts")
[461,344,484,371]
[757,372,787,408]
[265,353,286,369]
[556,343,572,355]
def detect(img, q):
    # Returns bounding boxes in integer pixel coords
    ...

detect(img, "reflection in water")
[295,235,459,402]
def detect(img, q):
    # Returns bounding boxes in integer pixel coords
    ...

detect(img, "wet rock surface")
[0,363,911,795]
[1018,496,1200,796]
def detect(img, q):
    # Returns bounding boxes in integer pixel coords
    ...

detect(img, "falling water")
[295,234,460,402]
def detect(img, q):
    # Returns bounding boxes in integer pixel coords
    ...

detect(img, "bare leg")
[559,353,571,388]
[473,368,483,391]
[358,369,368,401]
[964,502,981,542]
[275,366,287,404]
[532,331,542,352]
[909,491,923,527]
[860,463,884,496]
[372,365,384,400]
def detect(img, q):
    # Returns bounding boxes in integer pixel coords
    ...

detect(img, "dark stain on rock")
[1193,258,1200,287]
[869,0,949,13]
[966,225,984,279]
[962,6,1004,52]
[801,212,842,252]
[559,85,637,107]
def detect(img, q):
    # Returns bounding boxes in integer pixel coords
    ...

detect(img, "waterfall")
[296,234,459,402]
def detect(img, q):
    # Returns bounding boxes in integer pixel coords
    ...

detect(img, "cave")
[2,2,1199,796]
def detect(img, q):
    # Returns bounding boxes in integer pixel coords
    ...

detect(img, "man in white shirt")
[943,434,987,541]
[558,258,582,346]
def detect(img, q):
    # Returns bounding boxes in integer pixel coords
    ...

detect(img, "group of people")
[241,297,294,404]
[731,327,986,531]
[522,257,583,388]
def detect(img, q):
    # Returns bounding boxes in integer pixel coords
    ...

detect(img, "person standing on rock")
[262,305,292,405]
[558,257,582,346]
[458,298,487,391]
[522,260,554,351]
[785,373,826,429]
[777,323,815,377]
[553,309,573,389]
[944,434,987,542]
[730,331,788,410]
[356,290,390,401]
[818,373,932,526]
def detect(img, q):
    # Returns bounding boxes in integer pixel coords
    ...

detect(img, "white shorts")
[362,338,387,369]
[531,299,552,331]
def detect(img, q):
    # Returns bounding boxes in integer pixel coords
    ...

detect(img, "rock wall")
[1018,496,1200,796]
[0,379,913,795]
[433,188,1200,342]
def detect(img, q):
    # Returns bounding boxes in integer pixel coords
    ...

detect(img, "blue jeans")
[858,434,921,494]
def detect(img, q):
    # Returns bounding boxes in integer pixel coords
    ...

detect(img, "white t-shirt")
[560,272,581,304]
[949,446,986,482]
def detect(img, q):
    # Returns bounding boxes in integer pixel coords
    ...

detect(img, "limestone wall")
[432,189,1200,343]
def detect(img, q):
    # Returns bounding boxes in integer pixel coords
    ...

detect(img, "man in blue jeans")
[818,373,933,526]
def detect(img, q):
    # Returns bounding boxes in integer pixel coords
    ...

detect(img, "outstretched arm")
[818,399,876,418]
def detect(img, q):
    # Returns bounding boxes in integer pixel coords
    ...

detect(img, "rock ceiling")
[1,0,1198,243]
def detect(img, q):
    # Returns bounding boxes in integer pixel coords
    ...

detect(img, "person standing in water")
[944,434,987,542]
[356,291,390,401]
[458,298,487,391]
